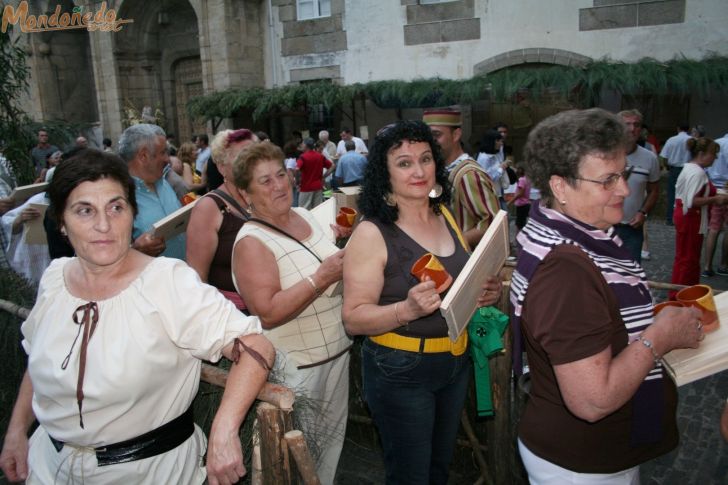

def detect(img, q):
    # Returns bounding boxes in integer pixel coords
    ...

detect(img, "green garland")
[187,56,728,122]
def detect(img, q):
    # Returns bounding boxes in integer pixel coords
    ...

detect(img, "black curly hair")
[358,120,451,224]
[523,108,628,207]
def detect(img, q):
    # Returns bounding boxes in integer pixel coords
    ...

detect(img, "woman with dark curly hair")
[510,109,702,483]
[342,120,501,484]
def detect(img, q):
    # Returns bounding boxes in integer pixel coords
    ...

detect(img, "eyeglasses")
[575,166,633,190]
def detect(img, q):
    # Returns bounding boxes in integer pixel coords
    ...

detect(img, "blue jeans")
[666,166,683,223]
[361,338,471,485]
[614,224,644,263]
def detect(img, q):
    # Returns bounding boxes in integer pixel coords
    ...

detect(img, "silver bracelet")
[394,302,407,326]
[636,335,661,366]
[305,276,322,297]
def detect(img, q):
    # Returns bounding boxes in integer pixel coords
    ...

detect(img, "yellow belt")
[369,330,468,356]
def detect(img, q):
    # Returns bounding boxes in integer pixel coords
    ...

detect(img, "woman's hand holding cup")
[651,305,704,353]
[401,278,441,322]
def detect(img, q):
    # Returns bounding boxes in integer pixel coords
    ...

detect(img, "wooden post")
[482,266,521,484]
[257,402,298,485]
[284,430,321,485]
[251,427,263,485]
[460,410,493,485]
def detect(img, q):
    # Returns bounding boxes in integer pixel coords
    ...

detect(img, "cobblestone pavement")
[336,218,728,484]
[639,220,728,485]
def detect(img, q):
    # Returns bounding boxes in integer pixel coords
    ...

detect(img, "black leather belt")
[49,406,194,466]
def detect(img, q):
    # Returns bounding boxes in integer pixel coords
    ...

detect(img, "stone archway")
[471,49,593,159]
[114,0,201,137]
[473,48,592,75]
[173,57,205,143]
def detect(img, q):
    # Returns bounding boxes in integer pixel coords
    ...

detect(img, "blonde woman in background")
[177,142,207,193]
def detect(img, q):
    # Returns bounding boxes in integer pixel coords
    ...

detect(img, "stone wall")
[401,0,480,46]
[580,0,686,31]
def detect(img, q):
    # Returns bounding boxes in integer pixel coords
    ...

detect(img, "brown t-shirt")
[519,245,678,473]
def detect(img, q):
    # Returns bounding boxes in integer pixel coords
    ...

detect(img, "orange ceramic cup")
[676,284,720,333]
[336,207,357,228]
[653,301,686,315]
[411,253,453,293]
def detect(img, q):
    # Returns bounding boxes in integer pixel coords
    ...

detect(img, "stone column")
[86,25,124,143]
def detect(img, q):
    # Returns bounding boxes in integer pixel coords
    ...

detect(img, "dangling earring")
[429,183,443,199]
[383,193,397,207]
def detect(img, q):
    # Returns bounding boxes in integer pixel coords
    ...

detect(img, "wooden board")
[23,202,49,245]
[662,290,728,386]
[310,197,336,243]
[10,182,48,204]
[150,199,198,240]
[439,210,510,342]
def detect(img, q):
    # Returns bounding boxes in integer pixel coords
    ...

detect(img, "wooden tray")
[439,210,510,342]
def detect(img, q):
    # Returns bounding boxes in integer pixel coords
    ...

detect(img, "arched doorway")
[114,0,201,138]
[173,57,205,143]
[471,49,593,157]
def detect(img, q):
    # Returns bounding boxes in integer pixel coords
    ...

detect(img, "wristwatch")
[638,209,648,217]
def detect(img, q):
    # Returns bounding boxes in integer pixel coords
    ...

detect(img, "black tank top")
[206,193,247,292]
[370,216,469,338]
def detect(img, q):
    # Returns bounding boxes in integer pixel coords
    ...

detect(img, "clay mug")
[411,253,453,293]
[653,301,686,315]
[676,284,720,333]
[335,207,357,228]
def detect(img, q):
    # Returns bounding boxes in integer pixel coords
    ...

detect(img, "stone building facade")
[10,0,728,150]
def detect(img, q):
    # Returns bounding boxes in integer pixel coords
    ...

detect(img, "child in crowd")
[508,165,532,236]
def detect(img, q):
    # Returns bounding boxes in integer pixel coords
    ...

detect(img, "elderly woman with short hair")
[511,109,703,483]
[231,141,351,484]
[186,129,258,311]
[0,149,273,484]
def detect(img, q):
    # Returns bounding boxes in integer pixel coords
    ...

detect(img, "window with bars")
[297,0,331,20]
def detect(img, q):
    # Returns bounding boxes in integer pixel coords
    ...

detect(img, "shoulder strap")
[209,189,250,220]
[248,217,322,263]
[440,204,470,253]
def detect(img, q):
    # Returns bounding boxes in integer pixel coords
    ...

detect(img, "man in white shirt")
[660,123,692,225]
[318,130,337,162]
[335,127,368,158]
[615,110,660,263]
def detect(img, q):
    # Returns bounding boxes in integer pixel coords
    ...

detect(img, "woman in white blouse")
[0,149,273,485]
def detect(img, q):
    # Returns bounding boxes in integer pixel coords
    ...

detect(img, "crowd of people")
[0,107,725,484]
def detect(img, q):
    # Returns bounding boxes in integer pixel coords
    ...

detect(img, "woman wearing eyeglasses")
[670,137,725,296]
[510,109,703,483]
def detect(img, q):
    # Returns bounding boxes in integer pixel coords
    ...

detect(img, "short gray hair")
[117,124,166,162]
[318,130,329,141]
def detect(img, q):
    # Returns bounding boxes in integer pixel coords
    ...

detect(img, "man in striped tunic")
[424,108,500,249]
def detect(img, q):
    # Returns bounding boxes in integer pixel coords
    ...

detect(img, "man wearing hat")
[424,108,500,248]
[297,137,333,209]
